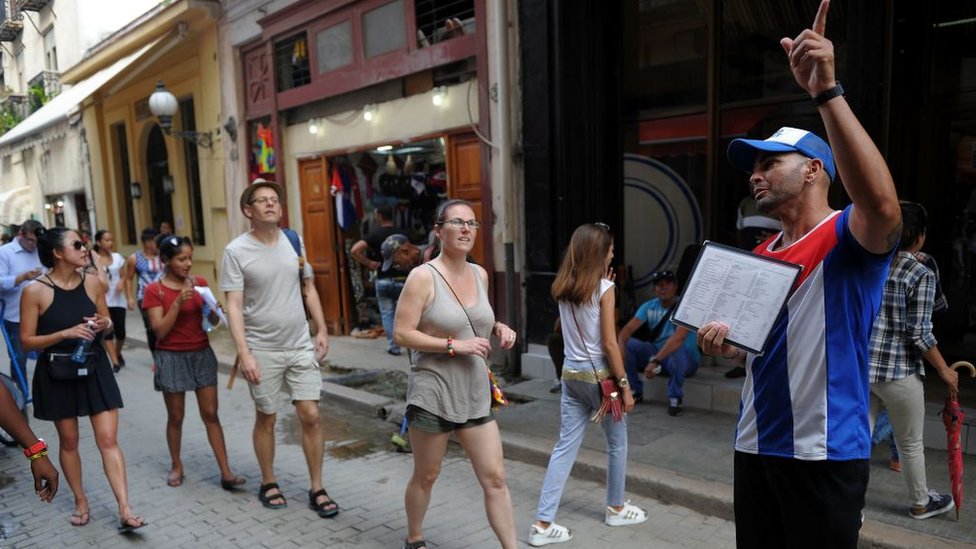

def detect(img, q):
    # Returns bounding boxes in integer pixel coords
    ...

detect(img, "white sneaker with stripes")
[528,522,573,546]
[605,500,648,526]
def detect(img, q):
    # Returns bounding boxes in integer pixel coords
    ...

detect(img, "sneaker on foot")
[667,398,683,417]
[605,501,648,527]
[549,380,562,394]
[890,458,901,473]
[910,490,954,519]
[632,392,643,405]
[528,522,572,546]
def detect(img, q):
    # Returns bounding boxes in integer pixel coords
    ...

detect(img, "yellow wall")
[86,26,227,285]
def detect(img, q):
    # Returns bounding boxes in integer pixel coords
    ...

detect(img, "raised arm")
[781,0,900,253]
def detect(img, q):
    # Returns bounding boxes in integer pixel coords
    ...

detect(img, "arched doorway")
[146,126,173,231]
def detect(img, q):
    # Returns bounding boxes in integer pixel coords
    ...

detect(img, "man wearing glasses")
[616,270,699,416]
[221,178,340,518]
[0,219,45,398]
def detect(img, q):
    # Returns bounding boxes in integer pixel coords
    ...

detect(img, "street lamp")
[148,80,213,148]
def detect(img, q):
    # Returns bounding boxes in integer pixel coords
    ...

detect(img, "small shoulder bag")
[427,264,508,408]
[569,306,623,423]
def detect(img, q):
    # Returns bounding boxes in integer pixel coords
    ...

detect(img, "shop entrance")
[300,131,483,335]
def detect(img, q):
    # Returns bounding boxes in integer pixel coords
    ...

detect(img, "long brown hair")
[551,223,613,306]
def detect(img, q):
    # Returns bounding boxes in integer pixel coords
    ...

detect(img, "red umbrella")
[944,361,976,521]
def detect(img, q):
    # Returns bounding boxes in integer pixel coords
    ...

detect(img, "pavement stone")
[3,309,972,548]
[0,313,734,549]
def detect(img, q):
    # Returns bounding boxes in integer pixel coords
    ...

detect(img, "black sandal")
[258,483,287,509]
[308,488,339,518]
[403,539,428,549]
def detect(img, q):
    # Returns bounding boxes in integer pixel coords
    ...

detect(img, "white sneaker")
[605,500,648,526]
[528,522,573,546]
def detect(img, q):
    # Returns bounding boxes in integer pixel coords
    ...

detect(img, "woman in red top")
[142,235,245,490]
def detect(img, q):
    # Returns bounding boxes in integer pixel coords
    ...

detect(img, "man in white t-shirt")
[221,178,339,519]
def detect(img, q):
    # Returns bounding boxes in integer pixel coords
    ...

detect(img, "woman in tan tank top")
[393,199,518,549]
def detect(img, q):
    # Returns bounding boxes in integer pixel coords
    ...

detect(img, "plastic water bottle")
[71,321,95,363]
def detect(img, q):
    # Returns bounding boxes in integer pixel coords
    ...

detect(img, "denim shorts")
[405,405,494,433]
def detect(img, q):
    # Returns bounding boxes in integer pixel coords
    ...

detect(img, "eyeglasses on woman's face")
[439,218,481,230]
[70,240,87,251]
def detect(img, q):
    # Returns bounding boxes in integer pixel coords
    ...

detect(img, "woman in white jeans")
[528,223,647,547]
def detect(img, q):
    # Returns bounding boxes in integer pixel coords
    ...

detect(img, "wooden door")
[298,157,350,334]
[446,133,485,265]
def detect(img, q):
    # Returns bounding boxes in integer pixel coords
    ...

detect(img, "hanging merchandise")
[386,154,397,175]
[356,153,378,200]
[331,167,353,231]
[404,154,415,175]
[339,164,364,220]
[255,123,276,174]
[292,37,307,64]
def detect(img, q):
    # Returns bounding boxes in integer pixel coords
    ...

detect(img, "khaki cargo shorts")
[247,347,322,414]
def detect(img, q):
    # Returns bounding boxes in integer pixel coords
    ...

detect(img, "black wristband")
[812,82,845,107]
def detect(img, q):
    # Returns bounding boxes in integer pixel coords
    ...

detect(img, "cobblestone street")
[0,343,734,548]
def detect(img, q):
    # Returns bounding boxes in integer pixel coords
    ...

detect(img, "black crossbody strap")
[648,302,678,342]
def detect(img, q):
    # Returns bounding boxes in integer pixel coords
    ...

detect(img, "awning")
[0,41,157,150]
[0,186,33,226]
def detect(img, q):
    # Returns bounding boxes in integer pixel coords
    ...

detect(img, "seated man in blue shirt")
[617,271,700,416]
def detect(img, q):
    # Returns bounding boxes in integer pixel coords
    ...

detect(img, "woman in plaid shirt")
[867,201,959,520]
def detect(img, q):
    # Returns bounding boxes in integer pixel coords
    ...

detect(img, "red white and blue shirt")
[736,206,893,461]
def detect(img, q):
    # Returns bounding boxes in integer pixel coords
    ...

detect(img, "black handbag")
[47,352,93,380]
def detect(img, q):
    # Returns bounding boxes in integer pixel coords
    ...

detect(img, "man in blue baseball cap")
[697,1,902,547]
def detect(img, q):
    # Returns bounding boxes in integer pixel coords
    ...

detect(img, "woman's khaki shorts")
[247,347,322,414]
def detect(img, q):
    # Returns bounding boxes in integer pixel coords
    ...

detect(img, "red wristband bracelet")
[24,439,46,460]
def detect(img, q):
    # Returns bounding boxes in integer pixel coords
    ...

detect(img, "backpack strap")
[282,228,302,259]
[281,228,313,325]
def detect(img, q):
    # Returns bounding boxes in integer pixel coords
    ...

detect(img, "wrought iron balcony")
[17,0,49,12]
[0,1,22,42]
[28,70,60,97]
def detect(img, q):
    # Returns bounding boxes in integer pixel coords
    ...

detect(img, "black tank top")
[36,274,101,353]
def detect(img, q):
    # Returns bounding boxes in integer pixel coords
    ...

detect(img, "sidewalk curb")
[500,431,734,518]
[321,380,394,417]
[126,332,972,548]
[500,430,968,549]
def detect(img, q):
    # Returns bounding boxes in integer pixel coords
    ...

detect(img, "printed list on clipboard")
[671,241,802,355]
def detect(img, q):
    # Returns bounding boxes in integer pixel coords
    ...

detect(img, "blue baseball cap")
[727,127,836,182]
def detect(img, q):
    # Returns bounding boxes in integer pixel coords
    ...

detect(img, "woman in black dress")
[20,227,146,532]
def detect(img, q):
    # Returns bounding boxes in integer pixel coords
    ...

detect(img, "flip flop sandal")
[308,489,339,518]
[69,510,90,527]
[258,482,287,509]
[118,516,147,533]
[166,471,184,487]
[403,539,428,549]
[221,475,247,491]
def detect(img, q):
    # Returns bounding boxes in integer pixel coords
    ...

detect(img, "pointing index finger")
[812,0,829,36]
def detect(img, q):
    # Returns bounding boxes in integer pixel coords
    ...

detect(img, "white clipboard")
[671,241,802,355]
